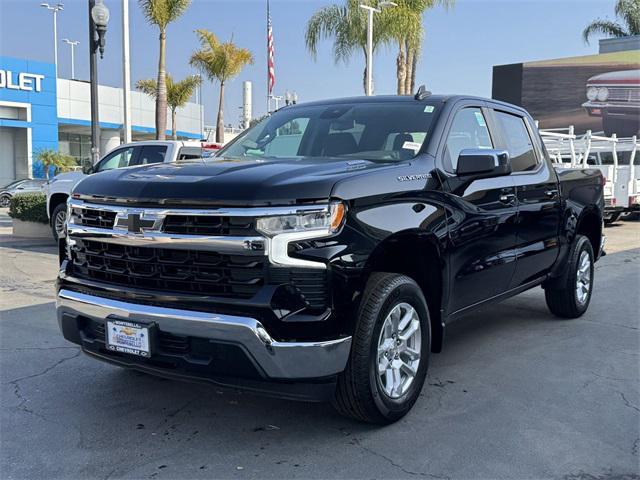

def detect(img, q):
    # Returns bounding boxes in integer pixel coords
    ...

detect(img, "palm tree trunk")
[155,29,167,140]
[410,52,418,94]
[216,81,225,144]
[171,108,177,140]
[404,44,414,95]
[396,41,406,95]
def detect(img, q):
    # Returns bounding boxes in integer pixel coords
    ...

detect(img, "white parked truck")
[45,140,221,240]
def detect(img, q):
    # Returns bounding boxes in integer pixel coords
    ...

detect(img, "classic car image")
[582,69,640,137]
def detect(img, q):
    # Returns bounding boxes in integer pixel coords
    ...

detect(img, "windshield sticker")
[423,105,435,113]
[474,111,487,127]
[402,141,422,152]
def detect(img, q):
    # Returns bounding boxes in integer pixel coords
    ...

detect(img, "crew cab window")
[137,145,167,165]
[444,108,493,172]
[494,111,539,172]
[96,147,136,172]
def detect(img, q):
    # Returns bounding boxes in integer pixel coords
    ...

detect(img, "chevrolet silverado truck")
[45,140,220,241]
[56,94,605,424]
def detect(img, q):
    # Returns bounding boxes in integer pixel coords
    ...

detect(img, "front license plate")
[106,320,151,357]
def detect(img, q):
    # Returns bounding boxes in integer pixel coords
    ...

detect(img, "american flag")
[267,1,275,95]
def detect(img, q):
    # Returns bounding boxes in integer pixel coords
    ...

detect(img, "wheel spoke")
[400,346,420,361]
[398,307,414,331]
[399,320,419,342]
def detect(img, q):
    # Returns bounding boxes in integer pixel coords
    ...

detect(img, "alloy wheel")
[575,250,591,305]
[376,302,422,399]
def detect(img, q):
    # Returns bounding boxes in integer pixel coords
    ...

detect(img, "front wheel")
[0,194,10,208]
[544,235,594,319]
[51,203,67,242]
[332,273,431,424]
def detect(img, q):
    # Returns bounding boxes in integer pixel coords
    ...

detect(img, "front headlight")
[586,86,598,101]
[596,87,609,102]
[256,202,346,237]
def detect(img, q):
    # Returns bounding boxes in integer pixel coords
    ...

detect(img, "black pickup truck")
[56,94,604,424]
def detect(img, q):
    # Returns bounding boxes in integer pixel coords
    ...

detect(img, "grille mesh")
[70,239,265,298]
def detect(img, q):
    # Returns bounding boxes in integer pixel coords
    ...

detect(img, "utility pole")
[359,1,396,96]
[40,3,64,77]
[62,39,79,79]
[122,0,132,143]
[88,0,110,164]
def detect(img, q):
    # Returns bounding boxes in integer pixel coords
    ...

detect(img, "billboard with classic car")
[492,50,639,136]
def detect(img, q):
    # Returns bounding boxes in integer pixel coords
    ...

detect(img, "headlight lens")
[256,202,346,237]
[586,86,598,101]
[596,87,609,102]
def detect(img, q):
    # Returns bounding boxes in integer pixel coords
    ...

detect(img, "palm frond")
[190,29,253,84]
[136,78,159,98]
[615,0,640,35]
[582,19,628,43]
[138,0,191,29]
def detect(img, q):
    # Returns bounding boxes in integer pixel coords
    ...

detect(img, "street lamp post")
[62,39,79,79]
[88,0,110,165]
[359,1,396,96]
[40,3,64,77]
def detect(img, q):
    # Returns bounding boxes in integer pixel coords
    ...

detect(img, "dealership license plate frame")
[106,318,156,357]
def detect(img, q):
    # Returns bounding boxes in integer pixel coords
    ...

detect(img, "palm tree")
[139,0,191,140]
[36,149,76,180]
[305,0,382,94]
[385,0,453,95]
[583,0,640,44]
[190,29,253,144]
[136,74,202,140]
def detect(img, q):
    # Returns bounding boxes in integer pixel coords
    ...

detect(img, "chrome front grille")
[607,87,640,103]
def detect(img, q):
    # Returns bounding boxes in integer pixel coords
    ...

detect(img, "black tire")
[51,202,67,242]
[332,273,431,424]
[0,194,10,208]
[604,211,622,225]
[544,235,594,319]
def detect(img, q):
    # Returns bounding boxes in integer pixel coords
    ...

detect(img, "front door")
[440,104,518,314]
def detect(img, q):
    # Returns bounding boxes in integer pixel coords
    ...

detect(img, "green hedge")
[9,193,49,224]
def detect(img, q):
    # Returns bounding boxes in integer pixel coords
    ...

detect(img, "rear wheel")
[332,273,430,424]
[51,203,67,242]
[544,235,594,319]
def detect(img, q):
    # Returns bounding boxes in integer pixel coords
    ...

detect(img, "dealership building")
[0,56,203,186]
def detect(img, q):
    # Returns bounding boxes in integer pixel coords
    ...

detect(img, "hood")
[587,69,640,85]
[72,156,403,206]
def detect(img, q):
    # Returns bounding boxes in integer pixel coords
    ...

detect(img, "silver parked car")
[0,179,47,207]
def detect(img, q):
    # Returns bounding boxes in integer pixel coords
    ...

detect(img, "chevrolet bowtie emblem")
[117,212,156,233]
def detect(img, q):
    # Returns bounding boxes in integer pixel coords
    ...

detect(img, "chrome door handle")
[499,193,516,203]
[545,189,559,198]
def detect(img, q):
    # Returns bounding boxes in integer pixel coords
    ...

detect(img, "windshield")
[219,101,441,162]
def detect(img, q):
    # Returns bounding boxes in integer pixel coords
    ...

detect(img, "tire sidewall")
[366,280,430,420]
[51,204,67,242]
[570,236,594,315]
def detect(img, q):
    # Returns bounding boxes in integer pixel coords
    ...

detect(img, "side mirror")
[82,163,94,175]
[456,149,511,179]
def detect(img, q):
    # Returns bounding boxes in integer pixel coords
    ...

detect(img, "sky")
[0,0,622,127]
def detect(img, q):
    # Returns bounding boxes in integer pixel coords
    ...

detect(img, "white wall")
[56,79,201,136]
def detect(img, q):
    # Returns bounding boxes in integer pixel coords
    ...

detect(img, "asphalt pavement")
[1,209,638,480]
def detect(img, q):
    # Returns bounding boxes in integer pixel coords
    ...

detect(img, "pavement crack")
[618,391,640,414]
[351,438,449,479]
[5,349,81,416]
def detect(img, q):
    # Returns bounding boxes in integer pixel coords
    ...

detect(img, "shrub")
[9,193,49,224]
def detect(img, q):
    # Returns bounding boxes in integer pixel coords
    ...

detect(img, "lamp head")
[91,0,110,27]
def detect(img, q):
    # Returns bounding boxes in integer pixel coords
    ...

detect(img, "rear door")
[440,102,518,313]
[490,106,562,288]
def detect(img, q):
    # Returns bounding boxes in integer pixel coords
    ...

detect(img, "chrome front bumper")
[57,289,351,380]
